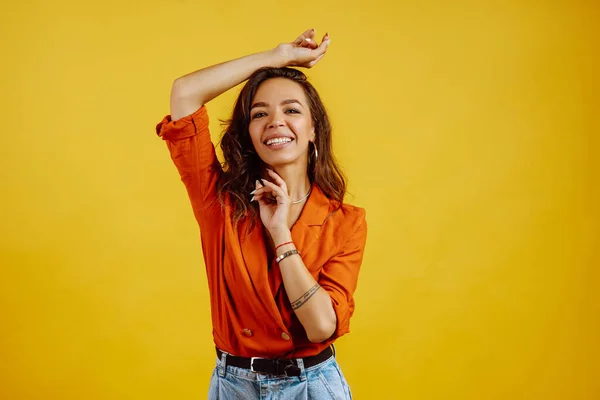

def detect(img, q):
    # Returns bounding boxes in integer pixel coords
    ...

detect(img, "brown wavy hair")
[217,67,346,227]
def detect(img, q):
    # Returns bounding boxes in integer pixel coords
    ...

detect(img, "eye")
[251,112,266,119]
[285,108,300,114]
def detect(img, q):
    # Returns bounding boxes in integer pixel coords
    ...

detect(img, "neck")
[265,164,311,203]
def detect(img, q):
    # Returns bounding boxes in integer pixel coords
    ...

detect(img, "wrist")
[274,240,295,255]
[276,243,296,257]
[267,46,291,68]
[270,228,292,245]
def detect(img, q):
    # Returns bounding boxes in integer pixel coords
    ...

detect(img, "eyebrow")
[250,99,304,110]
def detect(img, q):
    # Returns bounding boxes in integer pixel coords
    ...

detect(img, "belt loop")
[218,350,227,377]
[296,358,307,381]
[331,343,336,358]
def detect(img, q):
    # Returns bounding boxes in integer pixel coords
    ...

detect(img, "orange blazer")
[156,105,367,358]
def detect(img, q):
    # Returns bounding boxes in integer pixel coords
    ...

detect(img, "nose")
[267,109,285,129]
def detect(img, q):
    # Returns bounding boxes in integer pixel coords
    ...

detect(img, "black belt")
[216,346,333,377]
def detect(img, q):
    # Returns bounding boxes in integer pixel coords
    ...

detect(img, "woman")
[156,29,367,399]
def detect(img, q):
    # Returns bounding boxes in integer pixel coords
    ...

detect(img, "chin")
[260,154,300,168]
[265,159,294,168]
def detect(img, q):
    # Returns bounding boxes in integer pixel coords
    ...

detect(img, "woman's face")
[248,78,315,169]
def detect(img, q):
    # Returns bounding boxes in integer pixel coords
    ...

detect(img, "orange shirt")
[156,105,367,358]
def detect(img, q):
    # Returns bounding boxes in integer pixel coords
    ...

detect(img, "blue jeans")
[208,349,353,399]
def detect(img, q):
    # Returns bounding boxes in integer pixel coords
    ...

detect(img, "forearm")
[272,230,337,343]
[170,49,288,121]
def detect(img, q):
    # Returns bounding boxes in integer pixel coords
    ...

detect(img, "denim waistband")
[215,346,336,381]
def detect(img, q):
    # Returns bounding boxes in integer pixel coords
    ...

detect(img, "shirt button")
[242,328,253,337]
[281,332,291,341]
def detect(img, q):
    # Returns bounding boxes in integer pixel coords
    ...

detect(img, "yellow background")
[1,0,598,398]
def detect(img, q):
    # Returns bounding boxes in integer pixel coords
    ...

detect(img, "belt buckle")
[250,357,261,373]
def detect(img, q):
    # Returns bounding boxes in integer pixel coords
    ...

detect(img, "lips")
[265,137,293,146]
[263,134,295,146]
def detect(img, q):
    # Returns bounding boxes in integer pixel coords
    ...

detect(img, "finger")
[260,179,289,202]
[255,193,268,206]
[253,192,270,202]
[260,179,284,194]
[251,179,269,201]
[252,184,278,201]
[266,169,288,192]
[309,37,330,60]
[318,35,331,51]
[294,28,315,45]
[250,190,266,202]
[255,193,277,205]
[302,37,319,50]
[250,186,269,195]
[307,53,326,68]
[297,36,317,50]
[253,192,264,201]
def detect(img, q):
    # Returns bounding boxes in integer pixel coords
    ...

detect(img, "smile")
[265,137,294,147]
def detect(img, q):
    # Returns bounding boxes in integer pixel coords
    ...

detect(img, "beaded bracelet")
[275,249,301,264]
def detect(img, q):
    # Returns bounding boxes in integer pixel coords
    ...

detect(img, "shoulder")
[334,202,366,225]
[315,201,367,261]
[324,201,367,241]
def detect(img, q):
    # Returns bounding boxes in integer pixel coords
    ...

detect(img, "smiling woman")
[155,29,367,399]
[219,68,346,229]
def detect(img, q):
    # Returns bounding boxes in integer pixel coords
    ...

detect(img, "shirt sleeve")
[319,208,368,340]
[155,105,223,231]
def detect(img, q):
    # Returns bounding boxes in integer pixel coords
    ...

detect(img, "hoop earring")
[314,147,318,162]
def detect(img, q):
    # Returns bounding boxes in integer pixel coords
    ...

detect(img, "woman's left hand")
[251,169,292,236]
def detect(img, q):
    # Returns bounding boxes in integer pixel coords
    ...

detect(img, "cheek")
[248,125,263,147]
[291,120,313,141]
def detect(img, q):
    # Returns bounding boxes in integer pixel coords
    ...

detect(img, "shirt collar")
[295,183,333,227]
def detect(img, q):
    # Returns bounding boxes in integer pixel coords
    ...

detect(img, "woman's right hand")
[275,29,330,68]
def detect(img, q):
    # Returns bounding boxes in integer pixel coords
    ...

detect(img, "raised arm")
[170,28,330,121]
[156,30,331,283]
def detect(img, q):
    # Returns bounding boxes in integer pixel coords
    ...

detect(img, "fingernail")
[255,179,260,186]
[261,179,267,185]
[250,195,255,202]
[250,189,257,195]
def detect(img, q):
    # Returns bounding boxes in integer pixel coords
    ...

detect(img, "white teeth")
[266,137,292,146]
